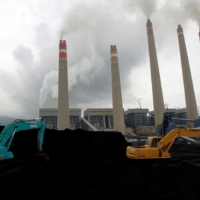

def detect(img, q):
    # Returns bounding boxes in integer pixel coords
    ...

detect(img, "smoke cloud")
[182,0,200,27]
[40,70,58,107]
[39,0,200,113]
[123,0,158,18]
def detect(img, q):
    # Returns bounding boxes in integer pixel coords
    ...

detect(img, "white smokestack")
[110,45,125,134]
[146,19,165,126]
[177,25,198,121]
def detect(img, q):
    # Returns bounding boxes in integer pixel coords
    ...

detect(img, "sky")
[0,0,200,119]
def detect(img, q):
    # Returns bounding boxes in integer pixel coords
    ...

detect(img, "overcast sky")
[0,0,200,118]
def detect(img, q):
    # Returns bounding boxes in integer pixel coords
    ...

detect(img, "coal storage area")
[0,126,4,133]
[1,128,200,199]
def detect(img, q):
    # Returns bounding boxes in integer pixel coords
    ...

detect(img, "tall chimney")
[110,45,125,134]
[146,19,165,126]
[177,25,198,121]
[57,40,70,130]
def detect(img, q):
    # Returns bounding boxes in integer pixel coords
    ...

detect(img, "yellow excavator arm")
[126,128,200,160]
[158,128,200,152]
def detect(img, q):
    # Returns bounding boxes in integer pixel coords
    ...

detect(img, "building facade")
[124,109,149,131]
[84,108,114,130]
[40,108,81,130]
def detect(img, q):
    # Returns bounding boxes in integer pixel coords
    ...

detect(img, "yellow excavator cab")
[126,136,170,160]
[145,136,163,148]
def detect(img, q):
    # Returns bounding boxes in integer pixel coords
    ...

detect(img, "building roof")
[124,108,149,115]
[84,108,114,116]
[39,108,81,116]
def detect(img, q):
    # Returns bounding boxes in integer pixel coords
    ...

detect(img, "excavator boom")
[0,118,46,161]
[126,128,200,160]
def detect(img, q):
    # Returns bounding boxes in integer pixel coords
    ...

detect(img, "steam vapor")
[124,0,158,18]
[182,0,200,27]
[40,70,58,107]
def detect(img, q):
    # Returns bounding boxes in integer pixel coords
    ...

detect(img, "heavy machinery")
[0,118,46,161]
[126,127,200,160]
[124,112,200,146]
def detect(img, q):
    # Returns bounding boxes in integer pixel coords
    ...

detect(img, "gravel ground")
[1,128,200,199]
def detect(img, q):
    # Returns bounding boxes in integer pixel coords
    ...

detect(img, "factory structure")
[40,19,199,134]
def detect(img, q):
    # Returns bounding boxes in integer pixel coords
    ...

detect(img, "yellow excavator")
[126,128,200,160]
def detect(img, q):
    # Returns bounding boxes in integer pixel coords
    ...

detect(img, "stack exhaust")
[110,45,125,134]
[146,19,165,126]
[57,40,70,130]
[177,25,198,121]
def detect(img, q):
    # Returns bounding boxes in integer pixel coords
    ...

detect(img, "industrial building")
[172,108,187,125]
[124,109,149,131]
[40,21,199,133]
[40,107,194,134]
[149,109,177,126]
[83,108,114,130]
[40,108,81,130]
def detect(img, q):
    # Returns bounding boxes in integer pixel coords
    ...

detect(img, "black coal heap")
[1,128,200,199]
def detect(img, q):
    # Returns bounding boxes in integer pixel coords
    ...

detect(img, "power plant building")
[124,109,149,131]
[39,22,200,132]
[40,108,81,130]
[83,108,114,130]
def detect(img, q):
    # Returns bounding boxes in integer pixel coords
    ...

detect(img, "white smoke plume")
[61,2,102,36]
[39,70,58,107]
[123,0,158,18]
[137,98,142,108]
[182,0,200,27]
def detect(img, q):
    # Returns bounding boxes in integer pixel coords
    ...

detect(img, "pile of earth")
[0,128,200,199]
[0,126,4,133]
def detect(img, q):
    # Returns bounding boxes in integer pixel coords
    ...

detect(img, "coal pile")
[1,129,200,199]
[43,129,129,163]
[0,126,4,133]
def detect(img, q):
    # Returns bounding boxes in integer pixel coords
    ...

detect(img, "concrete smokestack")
[110,45,125,134]
[57,40,70,130]
[177,25,198,121]
[146,19,165,126]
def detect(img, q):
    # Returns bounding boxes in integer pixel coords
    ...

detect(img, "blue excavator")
[0,118,46,161]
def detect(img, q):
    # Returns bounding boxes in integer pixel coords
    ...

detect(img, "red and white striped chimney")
[110,45,125,134]
[57,40,70,130]
[177,25,198,122]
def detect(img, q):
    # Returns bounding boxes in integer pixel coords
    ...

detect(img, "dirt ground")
[1,128,200,199]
